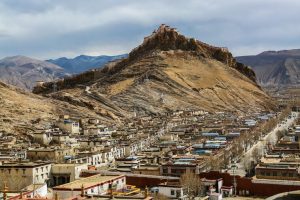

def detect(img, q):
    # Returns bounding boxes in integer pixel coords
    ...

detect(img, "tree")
[242,155,252,176]
[276,130,285,140]
[222,148,231,169]
[180,171,203,199]
[207,154,221,171]
[251,147,261,163]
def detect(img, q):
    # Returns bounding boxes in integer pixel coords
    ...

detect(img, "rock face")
[34,25,274,117]
[236,49,300,87]
[0,56,67,90]
[47,54,127,74]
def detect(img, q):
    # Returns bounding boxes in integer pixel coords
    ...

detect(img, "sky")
[1,0,300,59]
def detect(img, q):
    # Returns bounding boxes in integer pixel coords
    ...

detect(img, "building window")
[171,190,175,195]
[91,189,94,193]
[273,171,277,176]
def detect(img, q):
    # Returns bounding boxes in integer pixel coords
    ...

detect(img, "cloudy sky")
[1,0,300,59]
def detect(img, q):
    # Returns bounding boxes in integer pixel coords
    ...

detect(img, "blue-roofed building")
[214,136,227,141]
[193,149,212,155]
[201,132,219,138]
[226,132,240,139]
[204,143,221,149]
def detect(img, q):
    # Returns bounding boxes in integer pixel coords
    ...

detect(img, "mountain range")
[47,54,127,74]
[33,24,274,118]
[236,49,300,87]
[0,56,67,90]
[0,55,126,90]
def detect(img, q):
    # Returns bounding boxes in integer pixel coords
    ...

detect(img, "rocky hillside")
[0,56,67,90]
[47,54,127,74]
[34,25,274,116]
[236,49,300,87]
[0,81,121,134]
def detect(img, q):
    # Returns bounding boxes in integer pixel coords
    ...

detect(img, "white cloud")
[0,0,300,58]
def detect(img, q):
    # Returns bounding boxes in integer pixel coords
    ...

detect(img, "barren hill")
[0,81,119,134]
[236,49,300,87]
[0,56,67,90]
[34,25,274,116]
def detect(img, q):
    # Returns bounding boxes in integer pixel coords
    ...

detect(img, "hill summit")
[34,24,274,118]
[106,24,256,82]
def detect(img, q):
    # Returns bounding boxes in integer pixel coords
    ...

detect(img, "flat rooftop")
[0,161,51,168]
[53,174,124,190]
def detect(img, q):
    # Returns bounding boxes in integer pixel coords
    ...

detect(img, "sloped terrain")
[0,81,120,134]
[236,50,300,87]
[0,56,67,90]
[34,25,274,117]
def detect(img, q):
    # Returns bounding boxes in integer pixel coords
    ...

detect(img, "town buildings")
[0,109,296,199]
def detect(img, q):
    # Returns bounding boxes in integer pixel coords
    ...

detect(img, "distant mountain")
[47,54,127,74]
[236,49,300,87]
[34,25,274,117]
[0,56,67,90]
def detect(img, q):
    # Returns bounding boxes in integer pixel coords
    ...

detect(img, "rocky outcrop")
[126,24,257,82]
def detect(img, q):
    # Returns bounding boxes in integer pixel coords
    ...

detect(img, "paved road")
[229,112,299,177]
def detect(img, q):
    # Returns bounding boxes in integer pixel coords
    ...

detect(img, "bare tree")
[221,149,231,169]
[242,155,252,175]
[251,147,261,163]
[276,130,285,139]
[207,154,221,171]
[180,171,203,199]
